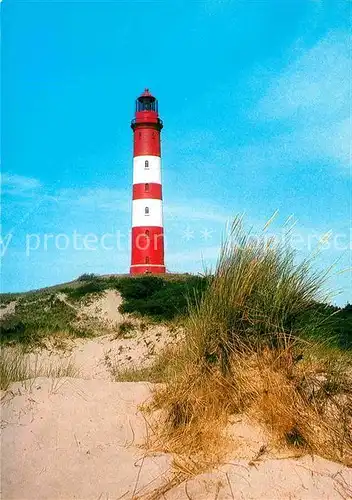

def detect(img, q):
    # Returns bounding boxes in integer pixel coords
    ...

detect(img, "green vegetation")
[0,267,349,351]
[77,273,99,282]
[116,320,136,339]
[0,294,94,347]
[61,281,105,301]
[61,274,352,342]
[59,274,208,321]
[0,274,208,346]
[0,293,21,306]
[148,216,352,474]
[295,302,352,350]
[116,275,208,321]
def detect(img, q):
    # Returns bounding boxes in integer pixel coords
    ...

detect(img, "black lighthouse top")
[135,88,158,113]
[131,88,163,131]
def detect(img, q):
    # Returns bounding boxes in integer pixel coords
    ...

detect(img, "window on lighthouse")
[145,207,150,216]
[145,183,149,192]
[145,256,150,264]
[145,230,150,237]
[144,160,149,169]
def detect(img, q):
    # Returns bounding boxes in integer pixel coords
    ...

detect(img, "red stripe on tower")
[130,89,166,275]
[132,183,162,200]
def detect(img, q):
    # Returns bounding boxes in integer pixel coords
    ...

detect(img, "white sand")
[18,321,178,381]
[166,455,351,499]
[79,289,126,326]
[1,378,172,499]
[1,378,351,500]
[1,292,351,499]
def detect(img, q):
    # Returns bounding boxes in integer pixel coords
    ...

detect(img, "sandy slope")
[79,289,126,325]
[1,378,172,500]
[22,323,175,381]
[1,378,351,500]
[1,291,351,499]
[166,456,352,499]
[7,290,180,380]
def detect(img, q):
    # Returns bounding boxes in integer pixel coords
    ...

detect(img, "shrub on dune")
[150,215,352,471]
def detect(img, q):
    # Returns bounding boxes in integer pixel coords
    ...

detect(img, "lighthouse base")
[130,264,166,275]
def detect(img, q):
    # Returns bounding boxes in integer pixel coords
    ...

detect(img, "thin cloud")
[167,245,221,265]
[256,32,349,122]
[1,173,42,195]
[251,32,350,170]
[165,201,231,224]
[56,188,130,213]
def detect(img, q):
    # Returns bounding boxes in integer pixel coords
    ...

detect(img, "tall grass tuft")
[0,347,79,390]
[150,215,352,471]
[0,348,31,391]
[110,345,179,383]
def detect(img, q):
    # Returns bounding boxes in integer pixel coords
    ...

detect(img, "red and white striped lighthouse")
[130,89,166,275]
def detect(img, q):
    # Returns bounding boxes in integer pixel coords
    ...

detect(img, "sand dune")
[1,291,351,499]
[1,378,172,500]
[2,377,351,499]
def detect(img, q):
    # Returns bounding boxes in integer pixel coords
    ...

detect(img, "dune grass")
[147,216,352,473]
[0,293,98,347]
[0,347,79,390]
[0,348,31,390]
[110,345,180,383]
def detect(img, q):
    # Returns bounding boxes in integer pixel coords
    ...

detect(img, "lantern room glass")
[136,96,158,113]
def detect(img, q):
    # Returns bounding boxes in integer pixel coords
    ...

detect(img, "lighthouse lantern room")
[130,89,166,274]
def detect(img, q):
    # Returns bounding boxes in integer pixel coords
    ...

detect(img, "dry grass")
[0,347,79,390]
[146,215,352,477]
[115,320,136,339]
[109,345,180,383]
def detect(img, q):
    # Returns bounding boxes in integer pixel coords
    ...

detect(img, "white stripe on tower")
[132,199,163,227]
[133,155,161,184]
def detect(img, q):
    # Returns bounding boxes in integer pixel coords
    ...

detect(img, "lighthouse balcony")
[131,116,163,130]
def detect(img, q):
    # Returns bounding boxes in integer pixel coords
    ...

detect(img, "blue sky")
[1,0,351,305]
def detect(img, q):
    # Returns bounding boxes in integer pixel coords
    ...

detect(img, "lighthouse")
[130,89,166,275]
